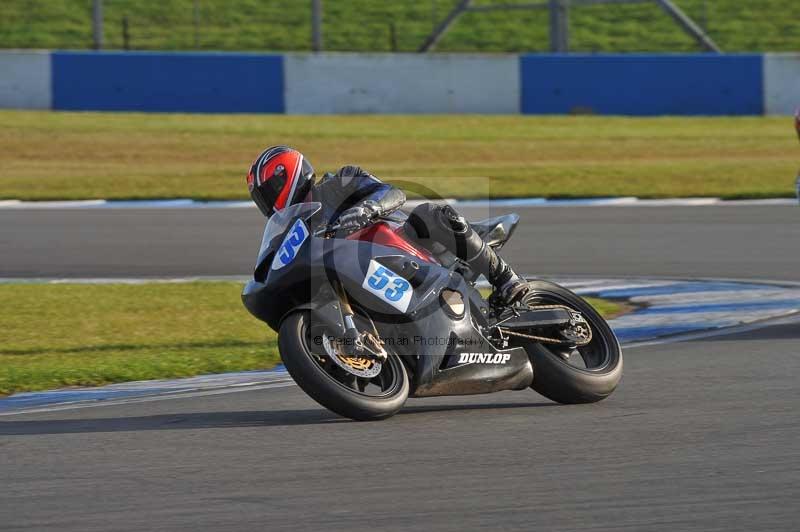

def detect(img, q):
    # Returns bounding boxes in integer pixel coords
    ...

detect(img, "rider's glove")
[336,165,371,179]
[338,201,381,232]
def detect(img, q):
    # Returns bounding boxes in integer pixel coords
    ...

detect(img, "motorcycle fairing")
[347,221,438,264]
[271,218,309,271]
[471,213,520,250]
[243,204,533,397]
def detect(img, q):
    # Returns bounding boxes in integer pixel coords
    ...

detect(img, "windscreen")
[255,202,322,271]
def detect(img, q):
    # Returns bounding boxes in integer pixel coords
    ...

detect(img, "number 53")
[368,266,410,302]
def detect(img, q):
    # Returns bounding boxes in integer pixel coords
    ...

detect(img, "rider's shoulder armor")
[312,167,403,223]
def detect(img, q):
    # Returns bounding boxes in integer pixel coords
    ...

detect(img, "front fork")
[333,280,364,355]
[332,281,387,361]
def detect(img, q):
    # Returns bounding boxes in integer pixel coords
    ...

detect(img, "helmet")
[247,146,316,216]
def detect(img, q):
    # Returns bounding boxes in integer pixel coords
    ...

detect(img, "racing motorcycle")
[243,202,622,421]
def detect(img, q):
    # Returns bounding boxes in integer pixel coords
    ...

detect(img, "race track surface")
[1,204,798,281]
[2,321,799,531]
[1,203,799,531]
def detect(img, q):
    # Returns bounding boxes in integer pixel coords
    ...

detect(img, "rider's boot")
[470,244,529,306]
[436,205,529,306]
[489,262,529,307]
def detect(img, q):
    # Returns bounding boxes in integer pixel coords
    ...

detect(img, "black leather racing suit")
[311,165,406,225]
[313,165,523,299]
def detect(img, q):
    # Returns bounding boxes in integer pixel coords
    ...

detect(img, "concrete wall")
[764,54,800,116]
[285,53,519,114]
[520,54,764,116]
[0,51,51,109]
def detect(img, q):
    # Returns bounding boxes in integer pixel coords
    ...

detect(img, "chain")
[497,327,591,346]
[508,303,570,312]
[496,304,593,347]
[498,328,565,344]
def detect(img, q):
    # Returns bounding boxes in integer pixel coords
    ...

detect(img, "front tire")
[516,281,623,404]
[279,311,409,421]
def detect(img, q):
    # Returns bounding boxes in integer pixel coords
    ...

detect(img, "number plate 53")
[362,260,413,312]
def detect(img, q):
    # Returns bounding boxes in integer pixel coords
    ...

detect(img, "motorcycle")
[243,201,622,421]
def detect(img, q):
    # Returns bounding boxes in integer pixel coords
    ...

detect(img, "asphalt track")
[0,204,798,281]
[2,204,799,531]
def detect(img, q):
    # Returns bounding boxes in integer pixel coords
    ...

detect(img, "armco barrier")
[1,51,796,115]
[0,51,51,109]
[284,53,519,114]
[52,51,284,113]
[764,54,800,116]
[520,54,764,116]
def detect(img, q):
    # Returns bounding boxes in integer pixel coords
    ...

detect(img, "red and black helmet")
[247,146,316,216]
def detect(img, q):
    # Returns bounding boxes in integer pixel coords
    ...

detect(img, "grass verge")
[583,297,627,320]
[0,282,278,396]
[1,111,796,201]
[0,282,624,396]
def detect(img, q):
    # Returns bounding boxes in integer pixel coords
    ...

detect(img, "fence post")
[389,22,398,52]
[549,0,569,53]
[193,0,201,48]
[92,0,104,50]
[311,0,323,52]
[122,16,130,50]
[701,0,708,31]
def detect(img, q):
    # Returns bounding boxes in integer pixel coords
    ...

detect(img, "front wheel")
[279,311,409,421]
[514,281,623,404]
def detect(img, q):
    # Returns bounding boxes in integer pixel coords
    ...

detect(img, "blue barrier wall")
[520,54,764,116]
[0,51,783,115]
[52,51,284,113]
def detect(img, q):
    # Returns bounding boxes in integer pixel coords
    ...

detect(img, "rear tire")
[517,281,623,404]
[279,311,409,421]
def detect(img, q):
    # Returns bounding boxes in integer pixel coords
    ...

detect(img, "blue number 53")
[368,266,410,302]
[368,266,391,290]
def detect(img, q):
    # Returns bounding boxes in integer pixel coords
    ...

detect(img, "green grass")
[0,282,624,396]
[1,0,798,52]
[583,297,627,319]
[0,282,279,396]
[1,111,796,201]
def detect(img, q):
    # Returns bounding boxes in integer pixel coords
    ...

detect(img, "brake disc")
[321,335,383,379]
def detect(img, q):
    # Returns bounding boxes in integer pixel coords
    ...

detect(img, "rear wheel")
[279,311,409,421]
[512,281,623,404]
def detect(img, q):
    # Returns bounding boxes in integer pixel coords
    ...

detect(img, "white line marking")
[623,311,800,349]
[0,380,296,417]
[0,199,108,209]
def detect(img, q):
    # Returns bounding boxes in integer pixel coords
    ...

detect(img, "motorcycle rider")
[247,145,528,304]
